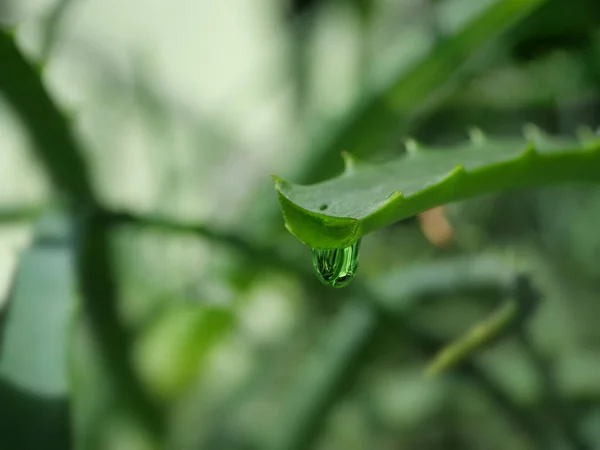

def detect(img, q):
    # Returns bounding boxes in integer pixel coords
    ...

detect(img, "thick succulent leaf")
[275,133,600,248]
[298,0,547,184]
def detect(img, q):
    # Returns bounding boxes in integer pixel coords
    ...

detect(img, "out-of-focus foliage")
[1,0,600,449]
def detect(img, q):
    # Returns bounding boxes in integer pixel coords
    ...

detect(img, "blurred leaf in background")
[1,0,600,449]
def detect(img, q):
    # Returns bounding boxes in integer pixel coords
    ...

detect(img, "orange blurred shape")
[418,206,454,248]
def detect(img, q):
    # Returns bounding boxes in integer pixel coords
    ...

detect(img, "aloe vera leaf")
[299,0,546,184]
[275,133,600,248]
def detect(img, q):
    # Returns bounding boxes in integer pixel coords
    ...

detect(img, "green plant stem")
[402,321,550,449]
[0,30,96,207]
[0,204,306,278]
[423,274,540,376]
[76,213,165,434]
[378,269,584,449]
[100,210,299,271]
[0,205,46,224]
[517,329,591,450]
[93,210,337,304]
[267,300,378,450]
[64,213,558,450]
[268,258,549,450]
[269,295,548,450]
[374,270,551,448]
[512,275,590,449]
[0,28,165,441]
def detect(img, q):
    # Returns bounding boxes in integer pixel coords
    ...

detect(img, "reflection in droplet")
[311,240,361,288]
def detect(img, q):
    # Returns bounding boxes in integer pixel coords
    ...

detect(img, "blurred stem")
[424,275,540,376]
[268,295,549,450]
[513,274,590,449]
[0,205,46,224]
[267,263,550,450]
[367,269,551,447]
[402,321,550,449]
[424,300,520,377]
[0,29,166,442]
[76,212,166,439]
[9,206,334,301]
[100,210,312,277]
[517,330,591,450]
[382,269,586,449]
[267,300,378,450]
[0,29,95,206]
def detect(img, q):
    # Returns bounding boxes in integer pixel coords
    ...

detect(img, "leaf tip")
[376,190,405,222]
[450,163,467,178]
[576,125,594,142]
[387,190,405,202]
[468,127,486,146]
[341,151,357,173]
[274,183,361,248]
[271,175,291,192]
[522,123,547,143]
[404,138,422,156]
[521,142,538,160]
[575,125,600,150]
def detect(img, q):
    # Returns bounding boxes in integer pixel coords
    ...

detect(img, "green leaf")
[0,211,74,396]
[134,305,234,401]
[275,133,600,248]
[298,0,547,184]
[0,211,72,449]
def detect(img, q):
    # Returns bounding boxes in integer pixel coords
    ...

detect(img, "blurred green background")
[1,0,600,449]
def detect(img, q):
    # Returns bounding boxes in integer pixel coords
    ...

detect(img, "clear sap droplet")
[312,240,361,288]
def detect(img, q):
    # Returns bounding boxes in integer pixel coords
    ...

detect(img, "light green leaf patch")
[275,132,600,249]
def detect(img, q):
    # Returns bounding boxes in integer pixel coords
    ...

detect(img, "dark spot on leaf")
[319,204,328,211]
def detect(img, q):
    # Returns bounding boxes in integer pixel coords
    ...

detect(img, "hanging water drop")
[312,239,361,288]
